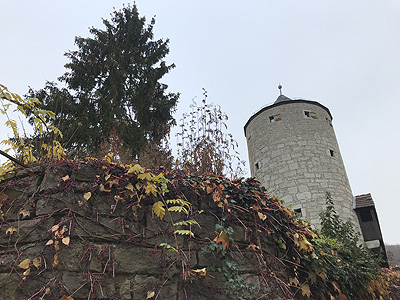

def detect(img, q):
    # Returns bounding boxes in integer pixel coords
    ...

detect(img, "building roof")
[274,94,292,104]
[243,98,333,136]
[354,193,375,209]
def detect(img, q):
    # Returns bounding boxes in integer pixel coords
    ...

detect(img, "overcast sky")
[1,1,400,244]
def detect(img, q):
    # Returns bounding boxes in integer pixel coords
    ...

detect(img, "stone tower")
[244,92,361,231]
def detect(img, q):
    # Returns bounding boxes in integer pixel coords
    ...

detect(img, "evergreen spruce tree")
[31,4,179,157]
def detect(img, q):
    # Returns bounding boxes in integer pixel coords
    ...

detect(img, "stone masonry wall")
[245,100,361,233]
[0,162,294,300]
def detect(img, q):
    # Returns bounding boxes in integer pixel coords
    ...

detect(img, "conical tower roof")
[274,94,292,104]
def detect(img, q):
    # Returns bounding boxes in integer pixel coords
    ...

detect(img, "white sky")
[1,0,400,244]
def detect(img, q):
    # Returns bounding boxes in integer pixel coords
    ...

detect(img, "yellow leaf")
[107,178,119,187]
[54,240,60,251]
[51,224,59,232]
[146,290,155,299]
[145,183,158,197]
[59,225,67,235]
[301,284,311,298]
[127,164,144,174]
[62,236,70,246]
[6,226,17,235]
[317,272,327,282]
[191,268,207,276]
[138,173,152,181]
[18,258,30,269]
[213,231,229,250]
[33,257,41,269]
[83,192,91,201]
[248,243,260,251]
[297,235,314,253]
[105,174,111,181]
[309,272,316,284]
[206,186,214,194]
[257,211,267,220]
[100,183,111,192]
[52,253,59,267]
[174,229,195,237]
[125,183,134,192]
[152,201,165,220]
[19,209,30,218]
[23,268,30,276]
[279,240,287,250]
[289,277,300,286]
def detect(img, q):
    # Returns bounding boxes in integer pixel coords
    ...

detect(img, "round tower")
[244,92,360,231]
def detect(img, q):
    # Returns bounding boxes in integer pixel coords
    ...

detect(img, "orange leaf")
[59,295,74,300]
[0,193,8,201]
[61,175,70,181]
[213,231,229,250]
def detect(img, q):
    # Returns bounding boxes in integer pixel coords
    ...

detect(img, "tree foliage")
[31,4,179,157]
[0,84,64,180]
[175,89,245,178]
[317,192,382,297]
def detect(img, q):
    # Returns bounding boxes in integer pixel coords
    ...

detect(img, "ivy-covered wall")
[0,159,399,300]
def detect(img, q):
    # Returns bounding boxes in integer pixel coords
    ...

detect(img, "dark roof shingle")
[354,193,375,209]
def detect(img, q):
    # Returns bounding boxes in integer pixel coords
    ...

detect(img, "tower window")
[255,162,260,170]
[329,149,335,157]
[304,111,317,119]
[269,114,281,123]
[294,208,303,217]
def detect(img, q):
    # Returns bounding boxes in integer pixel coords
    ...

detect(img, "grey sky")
[1,1,400,244]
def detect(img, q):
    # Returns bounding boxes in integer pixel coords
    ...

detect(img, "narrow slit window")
[269,114,281,123]
[326,117,332,126]
[255,162,260,170]
[294,208,303,217]
[329,149,335,157]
